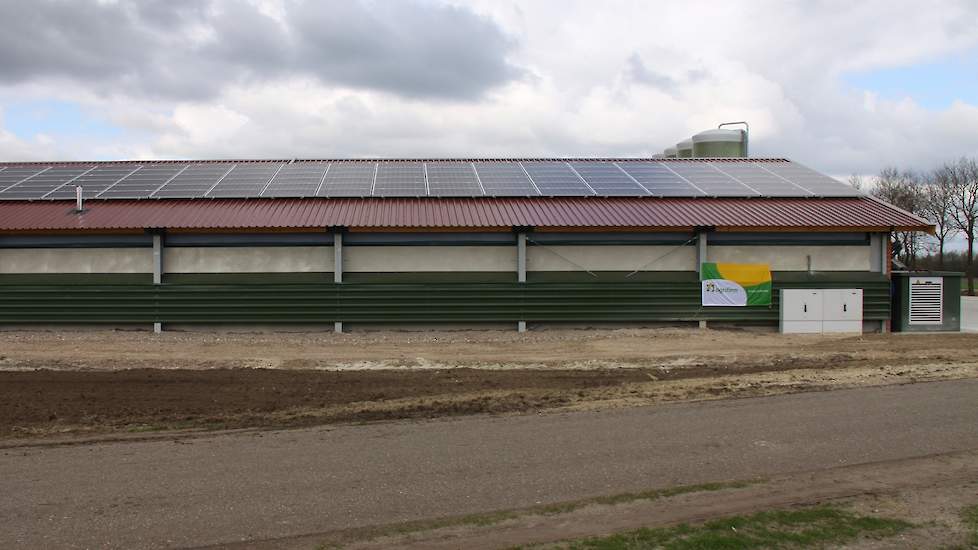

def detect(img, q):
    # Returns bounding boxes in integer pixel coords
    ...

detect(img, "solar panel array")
[426,162,483,196]
[0,160,863,200]
[375,162,426,196]
[100,165,186,199]
[571,162,646,196]
[153,164,234,198]
[472,162,536,195]
[46,166,140,199]
[263,162,327,197]
[207,164,280,198]
[319,162,374,197]
[522,162,593,195]
[617,162,703,196]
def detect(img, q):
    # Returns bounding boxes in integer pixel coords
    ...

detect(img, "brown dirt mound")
[0,368,650,437]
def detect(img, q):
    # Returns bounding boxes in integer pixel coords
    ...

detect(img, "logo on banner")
[701,262,772,307]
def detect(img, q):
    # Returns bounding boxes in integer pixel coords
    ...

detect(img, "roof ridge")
[0,157,792,166]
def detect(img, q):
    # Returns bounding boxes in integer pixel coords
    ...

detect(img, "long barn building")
[0,157,930,332]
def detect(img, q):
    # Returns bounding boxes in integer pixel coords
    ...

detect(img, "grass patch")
[531,505,911,549]
[315,479,757,549]
[962,504,978,548]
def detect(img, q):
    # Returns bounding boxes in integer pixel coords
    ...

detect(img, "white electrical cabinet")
[779,289,823,333]
[822,289,863,333]
[780,289,863,334]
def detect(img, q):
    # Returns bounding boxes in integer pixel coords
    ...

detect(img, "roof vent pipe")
[717,121,749,157]
[75,186,84,212]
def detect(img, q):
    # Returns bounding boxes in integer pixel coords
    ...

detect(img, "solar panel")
[98,165,186,199]
[0,159,866,200]
[0,166,93,200]
[711,162,811,197]
[472,162,538,196]
[152,164,234,198]
[0,167,48,194]
[207,163,283,198]
[521,161,593,196]
[426,162,483,196]
[757,161,860,197]
[262,162,328,197]
[617,162,704,196]
[667,161,758,197]
[45,166,140,199]
[319,162,375,197]
[373,161,426,196]
[569,162,648,196]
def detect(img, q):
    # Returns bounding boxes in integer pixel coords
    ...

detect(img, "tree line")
[849,157,978,295]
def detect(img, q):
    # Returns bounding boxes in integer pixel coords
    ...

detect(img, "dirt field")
[1,328,976,439]
[2,327,976,371]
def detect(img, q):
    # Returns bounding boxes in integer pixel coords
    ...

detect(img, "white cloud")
[1,0,977,177]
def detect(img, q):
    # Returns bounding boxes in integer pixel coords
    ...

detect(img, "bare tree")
[948,157,978,295]
[919,168,957,269]
[872,167,925,268]
[847,174,864,191]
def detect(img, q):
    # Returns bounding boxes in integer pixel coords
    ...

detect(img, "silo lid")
[692,128,743,143]
[676,139,693,149]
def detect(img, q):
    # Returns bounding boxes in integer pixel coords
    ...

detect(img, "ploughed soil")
[0,368,650,437]
[1,328,977,439]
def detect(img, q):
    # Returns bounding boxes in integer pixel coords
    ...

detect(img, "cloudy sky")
[0,0,976,178]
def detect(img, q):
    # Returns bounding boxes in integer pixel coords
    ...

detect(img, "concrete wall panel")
[345,246,515,272]
[527,245,696,272]
[709,245,870,271]
[0,248,152,273]
[165,247,333,273]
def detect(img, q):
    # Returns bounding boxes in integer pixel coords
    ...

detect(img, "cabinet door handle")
[843,304,847,312]
[803,304,807,313]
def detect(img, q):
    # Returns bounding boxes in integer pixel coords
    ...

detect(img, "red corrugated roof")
[0,197,931,232]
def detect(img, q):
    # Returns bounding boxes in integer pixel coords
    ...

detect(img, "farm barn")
[0,135,931,332]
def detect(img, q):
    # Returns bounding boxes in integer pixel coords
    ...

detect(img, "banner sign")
[700,262,772,307]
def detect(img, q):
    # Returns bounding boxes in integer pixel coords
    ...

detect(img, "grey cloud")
[624,54,677,90]
[0,0,521,101]
[624,53,708,94]
[289,2,522,99]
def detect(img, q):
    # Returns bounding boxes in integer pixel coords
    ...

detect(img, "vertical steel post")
[517,232,527,332]
[517,233,527,283]
[152,233,163,333]
[333,231,343,333]
[333,232,343,284]
[696,231,708,329]
[696,230,708,273]
[870,232,889,332]
[870,233,886,273]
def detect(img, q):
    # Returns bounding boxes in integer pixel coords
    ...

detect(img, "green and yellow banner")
[700,262,772,306]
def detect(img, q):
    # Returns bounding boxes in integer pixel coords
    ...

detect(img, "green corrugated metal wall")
[0,273,890,324]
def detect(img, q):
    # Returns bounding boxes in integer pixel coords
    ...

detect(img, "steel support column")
[517,232,527,332]
[334,231,343,333]
[152,233,163,333]
[870,232,889,332]
[696,230,708,329]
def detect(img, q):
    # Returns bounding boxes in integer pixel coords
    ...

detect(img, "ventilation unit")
[909,277,943,325]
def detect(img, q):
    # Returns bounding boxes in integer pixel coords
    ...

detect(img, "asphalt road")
[3,379,978,549]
